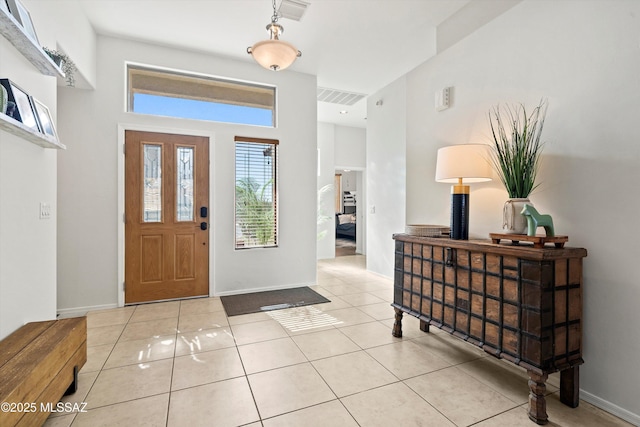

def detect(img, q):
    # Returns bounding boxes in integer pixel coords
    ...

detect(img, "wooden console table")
[391,234,587,425]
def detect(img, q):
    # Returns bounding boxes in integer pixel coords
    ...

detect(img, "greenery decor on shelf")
[42,47,77,87]
[488,100,547,198]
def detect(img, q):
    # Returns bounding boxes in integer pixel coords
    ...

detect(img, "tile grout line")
[284,311,404,426]
[228,310,264,424]
[286,323,362,427]
[466,404,529,426]
[72,256,613,427]
[400,379,459,427]
[71,307,137,424]
[318,267,444,425]
[164,302,183,427]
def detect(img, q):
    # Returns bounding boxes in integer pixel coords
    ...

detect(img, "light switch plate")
[435,87,451,111]
[39,202,51,219]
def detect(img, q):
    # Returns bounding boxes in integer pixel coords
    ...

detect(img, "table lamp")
[435,144,492,240]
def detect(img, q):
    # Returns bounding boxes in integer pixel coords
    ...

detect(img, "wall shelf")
[0,9,64,78]
[0,113,65,149]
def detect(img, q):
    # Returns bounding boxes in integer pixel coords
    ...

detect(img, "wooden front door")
[125,130,209,304]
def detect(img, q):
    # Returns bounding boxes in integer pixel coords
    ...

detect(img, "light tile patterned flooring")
[45,255,632,427]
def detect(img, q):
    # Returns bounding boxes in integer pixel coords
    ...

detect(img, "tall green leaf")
[489,100,547,198]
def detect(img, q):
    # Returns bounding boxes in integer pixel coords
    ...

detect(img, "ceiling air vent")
[317,87,366,106]
[278,0,310,21]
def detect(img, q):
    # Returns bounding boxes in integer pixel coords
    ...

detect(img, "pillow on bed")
[337,214,353,225]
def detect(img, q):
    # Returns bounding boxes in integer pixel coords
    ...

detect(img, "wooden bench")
[0,317,87,427]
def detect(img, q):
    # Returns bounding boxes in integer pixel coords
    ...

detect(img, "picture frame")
[0,79,40,132]
[6,0,39,44]
[31,97,57,140]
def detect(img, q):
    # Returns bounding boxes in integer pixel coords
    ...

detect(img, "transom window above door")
[127,64,276,127]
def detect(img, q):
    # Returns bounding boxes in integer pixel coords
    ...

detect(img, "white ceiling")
[78,0,471,128]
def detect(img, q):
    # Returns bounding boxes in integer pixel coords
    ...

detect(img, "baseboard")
[366,269,392,281]
[215,282,316,297]
[57,303,119,318]
[580,389,640,426]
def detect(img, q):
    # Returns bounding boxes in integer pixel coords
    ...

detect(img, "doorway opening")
[334,169,360,257]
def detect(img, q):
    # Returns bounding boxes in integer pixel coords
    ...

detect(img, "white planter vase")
[502,198,530,234]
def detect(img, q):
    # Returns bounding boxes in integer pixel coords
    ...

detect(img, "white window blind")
[235,136,278,249]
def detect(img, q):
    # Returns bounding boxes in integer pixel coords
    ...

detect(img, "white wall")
[317,123,366,260]
[401,0,640,422]
[57,35,318,311]
[24,0,97,89]
[0,25,59,339]
[334,125,365,169]
[317,122,336,259]
[366,78,406,277]
[339,171,356,192]
[354,170,365,255]
[436,0,522,53]
[335,126,366,255]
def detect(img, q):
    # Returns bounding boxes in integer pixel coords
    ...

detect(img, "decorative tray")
[405,224,450,237]
[489,233,568,248]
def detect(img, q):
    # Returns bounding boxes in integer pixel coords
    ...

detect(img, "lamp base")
[450,187,470,240]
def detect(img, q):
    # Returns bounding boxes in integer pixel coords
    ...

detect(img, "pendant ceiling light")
[247,0,302,71]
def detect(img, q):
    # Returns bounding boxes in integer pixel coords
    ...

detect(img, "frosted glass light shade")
[435,144,492,183]
[248,39,301,71]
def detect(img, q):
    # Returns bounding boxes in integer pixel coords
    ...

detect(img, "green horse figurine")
[521,204,555,237]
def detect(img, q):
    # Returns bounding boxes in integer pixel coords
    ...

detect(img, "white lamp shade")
[248,39,301,71]
[435,144,492,183]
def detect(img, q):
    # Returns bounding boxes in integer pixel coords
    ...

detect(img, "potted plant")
[42,47,77,87]
[489,100,547,234]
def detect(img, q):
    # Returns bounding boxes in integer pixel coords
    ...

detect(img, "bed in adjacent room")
[336,213,356,239]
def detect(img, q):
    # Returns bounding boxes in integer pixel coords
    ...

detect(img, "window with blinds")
[127,64,276,127]
[235,136,278,249]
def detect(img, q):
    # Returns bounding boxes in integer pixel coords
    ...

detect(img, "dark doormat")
[221,287,330,316]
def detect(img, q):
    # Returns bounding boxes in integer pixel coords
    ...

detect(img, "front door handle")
[200,222,208,231]
[200,206,208,218]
